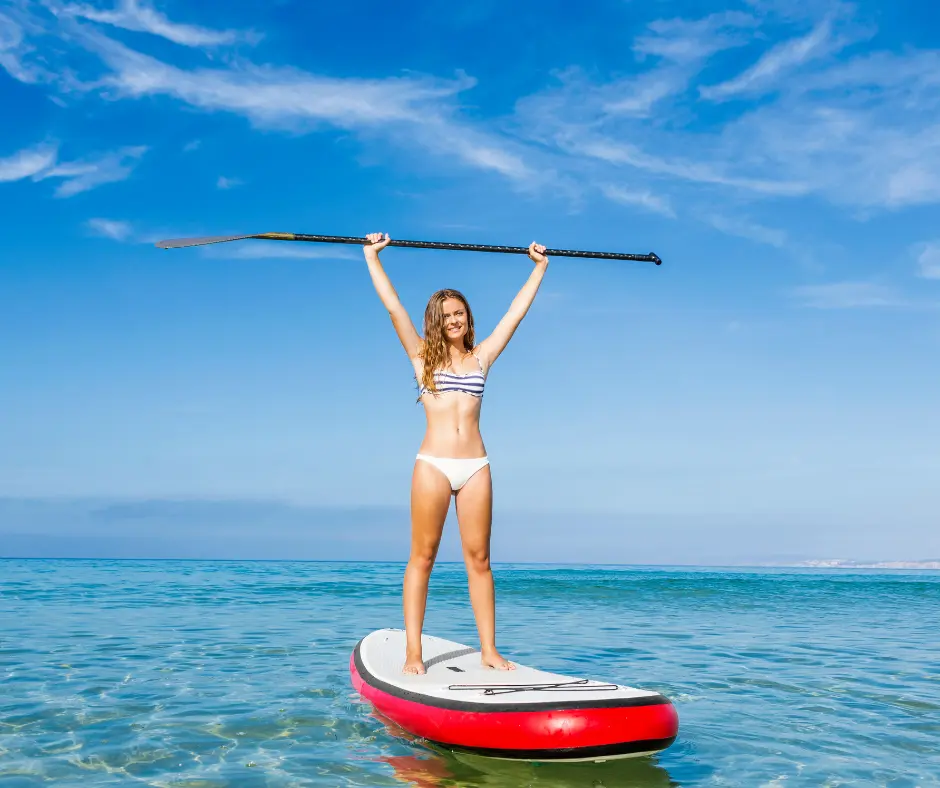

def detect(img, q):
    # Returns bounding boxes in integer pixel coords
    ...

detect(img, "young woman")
[362,232,549,675]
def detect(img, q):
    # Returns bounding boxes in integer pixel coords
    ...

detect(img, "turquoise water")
[1,560,938,787]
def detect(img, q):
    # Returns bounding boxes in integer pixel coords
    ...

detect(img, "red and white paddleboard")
[350,628,679,762]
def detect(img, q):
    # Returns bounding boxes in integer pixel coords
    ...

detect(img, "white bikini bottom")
[416,454,490,491]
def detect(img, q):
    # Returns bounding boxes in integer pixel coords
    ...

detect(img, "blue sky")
[1,0,938,563]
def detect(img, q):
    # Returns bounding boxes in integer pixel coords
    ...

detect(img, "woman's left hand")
[528,241,548,266]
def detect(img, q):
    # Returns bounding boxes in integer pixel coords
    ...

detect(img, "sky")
[1,0,938,564]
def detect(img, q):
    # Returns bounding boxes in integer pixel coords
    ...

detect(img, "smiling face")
[420,289,476,389]
[441,297,468,344]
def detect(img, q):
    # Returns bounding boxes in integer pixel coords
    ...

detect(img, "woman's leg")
[455,465,514,670]
[403,459,452,674]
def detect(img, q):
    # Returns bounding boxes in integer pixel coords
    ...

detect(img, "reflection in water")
[381,755,456,787]
[378,739,678,788]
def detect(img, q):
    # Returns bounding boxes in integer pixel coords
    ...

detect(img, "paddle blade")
[155,233,261,250]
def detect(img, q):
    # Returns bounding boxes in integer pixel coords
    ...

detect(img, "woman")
[363,232,549,675]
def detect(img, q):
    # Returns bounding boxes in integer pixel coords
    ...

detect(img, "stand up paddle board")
[350,629,678,762]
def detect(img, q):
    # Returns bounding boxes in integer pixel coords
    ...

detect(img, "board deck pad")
[359,629,660,706]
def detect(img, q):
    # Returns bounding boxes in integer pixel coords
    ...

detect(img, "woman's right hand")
[363,232,391,260]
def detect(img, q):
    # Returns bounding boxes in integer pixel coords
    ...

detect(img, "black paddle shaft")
[282,233,662,264]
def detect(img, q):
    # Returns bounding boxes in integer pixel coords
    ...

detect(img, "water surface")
[1,560,938,786]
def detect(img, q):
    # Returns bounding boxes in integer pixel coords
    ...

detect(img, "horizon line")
[1,556,938,571]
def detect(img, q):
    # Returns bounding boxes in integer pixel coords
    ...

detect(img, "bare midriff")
[417,392,486,458]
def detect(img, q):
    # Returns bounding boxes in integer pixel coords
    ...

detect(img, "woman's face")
[441,297,468,343]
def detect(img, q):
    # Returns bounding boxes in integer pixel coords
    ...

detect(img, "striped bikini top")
[417,354,486,399]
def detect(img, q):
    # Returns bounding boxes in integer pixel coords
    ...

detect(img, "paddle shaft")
[265,233,662,264]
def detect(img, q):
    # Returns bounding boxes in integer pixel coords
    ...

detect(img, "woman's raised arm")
[363,233,421,359]
[475,242,548,369]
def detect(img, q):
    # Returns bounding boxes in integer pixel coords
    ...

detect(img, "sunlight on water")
[1,560,938,786]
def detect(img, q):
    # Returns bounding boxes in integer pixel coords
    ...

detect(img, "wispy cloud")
[601,70,687,118]
[0,143,57,182]
[0,11,29,82]
[633,11,758,63]
[915,242,940,280]
[69,29,534,183]
[790,281,905,309]
[35,145,147,197]
[701,18,837,100]
[526,14,758,125]
[567,136,808,196]
[2,3,536,185]
[85,33,453,126]
[0,141,145,196]
[707,214,787,247]
[601,11,761,116]
[6,1,940,215]
[0,8,54,83]
[54,0,255,47]
[600,184,675,218]
[516,8,940,212]
[216,175,243,190]
[86,217,132,240]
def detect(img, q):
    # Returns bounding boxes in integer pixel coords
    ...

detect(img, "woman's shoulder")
[470,346,490,374]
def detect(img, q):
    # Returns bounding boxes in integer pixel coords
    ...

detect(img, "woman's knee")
[463,547,491,575]
[408,548,438,575]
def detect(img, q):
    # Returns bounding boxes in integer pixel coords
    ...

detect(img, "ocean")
[1,559,937,787]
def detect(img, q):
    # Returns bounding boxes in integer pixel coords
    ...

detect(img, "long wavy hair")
[418,289,475,394]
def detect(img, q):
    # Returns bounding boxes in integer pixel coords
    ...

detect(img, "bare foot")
[402,652,426,675]
[481,649,515,670]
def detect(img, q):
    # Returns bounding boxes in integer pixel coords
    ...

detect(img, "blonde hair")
[418,289,475,394]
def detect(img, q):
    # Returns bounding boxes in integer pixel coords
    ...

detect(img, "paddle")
[154,232,662,264]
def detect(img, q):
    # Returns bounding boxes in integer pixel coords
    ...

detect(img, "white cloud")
[0,143,57,181]
[70,30,534,182]
[86,33,458,126]
[600,70,686,118]
[569,136,809,196]
[86,217,132,240]
[633,12,758,64]
[790,281,904,309]
[915,242,940,280]
[55,0,254,47]
[516,6,940,211]
[707,214,787,247]
[216,175,242,190]
[601,184,675,218]
[530,14,760,124]
[36,145,147,197]
[416,119,532,181]
[701,18,837,100]
[3,3,535,185]
[0,141,145,196]
[0,10,52,83]
[6,1,940,216]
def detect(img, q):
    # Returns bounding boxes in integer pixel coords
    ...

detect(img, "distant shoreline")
[786,560,940,570]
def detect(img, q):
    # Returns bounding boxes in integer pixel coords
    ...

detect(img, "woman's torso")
[412,353,487,458]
